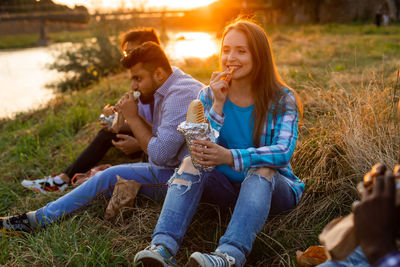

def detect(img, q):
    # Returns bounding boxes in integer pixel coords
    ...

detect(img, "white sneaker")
[21,175,68,194]
[134,245,177,267]
[189,251,235,267]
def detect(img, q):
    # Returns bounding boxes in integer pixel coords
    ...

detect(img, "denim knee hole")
[167,170,201,195]
[244,172,276,190]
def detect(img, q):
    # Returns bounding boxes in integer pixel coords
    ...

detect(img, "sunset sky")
[53,0,218,11]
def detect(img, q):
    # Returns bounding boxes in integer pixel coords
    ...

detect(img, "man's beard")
[140,94,154,104]
[139,78,158,104]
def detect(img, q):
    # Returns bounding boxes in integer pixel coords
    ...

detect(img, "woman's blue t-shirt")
[216,97,254,182]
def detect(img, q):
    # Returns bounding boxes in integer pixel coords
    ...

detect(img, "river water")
[0,46,61,118]
[0,31,219,119]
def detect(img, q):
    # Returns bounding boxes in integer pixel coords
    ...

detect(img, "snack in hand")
[100,104,116,130]
[222,67,236,83]
[186,100,205,123]
[177,99,217,172]
[218,67,237,92]
[102,104,115,117]
[110,91,142,133]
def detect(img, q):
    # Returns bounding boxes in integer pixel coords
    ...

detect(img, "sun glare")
[53,0,218,11]
[147,0,218,10]
[165,32,219,61]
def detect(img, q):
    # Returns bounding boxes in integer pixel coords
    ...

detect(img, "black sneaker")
[1,213,32,235]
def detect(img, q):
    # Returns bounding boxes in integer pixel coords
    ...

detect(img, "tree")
[385,0,398,20]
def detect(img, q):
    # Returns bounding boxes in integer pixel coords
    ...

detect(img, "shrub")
[48,23,123,92]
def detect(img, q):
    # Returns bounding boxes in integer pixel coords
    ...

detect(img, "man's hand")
[115,92,138,122]
[111,134,141,155]
[353,170,399,264]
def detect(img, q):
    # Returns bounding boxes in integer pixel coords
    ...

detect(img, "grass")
[0,31,91,49]
[1,23,400,266]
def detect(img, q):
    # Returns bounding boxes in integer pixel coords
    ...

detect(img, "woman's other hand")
[210,70,231,115]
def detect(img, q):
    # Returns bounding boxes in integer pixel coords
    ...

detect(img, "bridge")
[0,6,191,46]
[0,2,272,46]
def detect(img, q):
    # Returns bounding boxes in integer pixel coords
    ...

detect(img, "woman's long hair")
[220,18,303,147]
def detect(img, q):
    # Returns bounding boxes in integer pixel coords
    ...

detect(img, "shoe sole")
[135,258,166,267]
[21,179,67,195]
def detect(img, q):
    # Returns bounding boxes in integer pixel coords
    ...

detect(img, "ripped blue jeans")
[151,166,296,267]
[36,163,174,225]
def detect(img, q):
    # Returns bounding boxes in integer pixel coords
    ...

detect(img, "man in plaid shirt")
[1,42,204,233]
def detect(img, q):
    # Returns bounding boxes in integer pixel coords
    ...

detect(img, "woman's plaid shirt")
[199,86,305,203]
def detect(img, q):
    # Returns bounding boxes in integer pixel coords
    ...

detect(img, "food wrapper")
[319,213,357,261]
[99,113,116,131]
[104,175,141,220]
[177,100,218,172]
[177,121,217,172]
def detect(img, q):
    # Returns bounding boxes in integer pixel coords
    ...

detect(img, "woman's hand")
[191,140,234,167]
[209,70,231,114]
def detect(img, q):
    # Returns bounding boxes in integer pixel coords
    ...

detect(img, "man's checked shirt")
[147,67,204,168]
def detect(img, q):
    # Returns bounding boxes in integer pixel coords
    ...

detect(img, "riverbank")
[1,24,400,265]
[0,30,91,49]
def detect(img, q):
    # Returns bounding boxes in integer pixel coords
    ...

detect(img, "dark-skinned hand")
[353,169,399,264]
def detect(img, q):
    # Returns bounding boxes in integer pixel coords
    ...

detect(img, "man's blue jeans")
[317,247,370,267]
[151,167,296,267]
[36,162,174,225]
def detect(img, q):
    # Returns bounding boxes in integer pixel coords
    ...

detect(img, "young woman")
[134,18,304,267]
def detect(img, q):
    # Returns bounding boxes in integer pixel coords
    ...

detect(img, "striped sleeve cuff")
[230,148,251,172]
[208,108,224,131]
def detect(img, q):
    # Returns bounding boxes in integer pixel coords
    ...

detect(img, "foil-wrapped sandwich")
[99,104,117,131]
[177,100,217,172]
[99,91,141,132]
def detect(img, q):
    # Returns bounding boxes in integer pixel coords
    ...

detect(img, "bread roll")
[186,100,205,123]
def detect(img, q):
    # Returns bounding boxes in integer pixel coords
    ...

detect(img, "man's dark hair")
[121,42,173,74]
[120,27,160,50]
